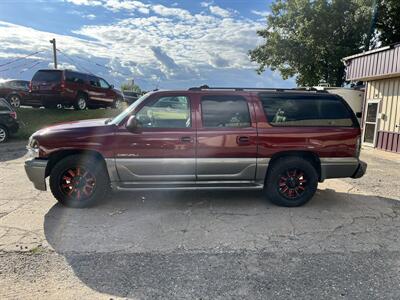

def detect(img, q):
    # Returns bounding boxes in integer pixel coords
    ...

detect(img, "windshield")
[109,92,153,125]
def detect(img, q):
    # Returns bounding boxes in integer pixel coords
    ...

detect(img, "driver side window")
[135,96,191,128]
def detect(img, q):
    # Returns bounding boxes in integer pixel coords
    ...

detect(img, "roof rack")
[188,85,328,93]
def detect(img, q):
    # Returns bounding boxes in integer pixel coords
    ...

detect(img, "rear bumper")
[351,160,367,179]
[320,157,367,181]
[24,158,48,191]
[29,93,74,105]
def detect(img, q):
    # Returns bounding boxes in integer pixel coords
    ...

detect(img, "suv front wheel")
[265,157,318,207]
[74,94,87,110]
[49,154,110,208]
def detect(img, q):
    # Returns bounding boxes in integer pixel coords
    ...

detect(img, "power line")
[56,49,94,74]
[71,53,132,77]
[0,50,46,68]
[0,59,41,73]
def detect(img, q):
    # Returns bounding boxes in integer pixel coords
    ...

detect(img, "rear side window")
[65,71,87,84]
[259,94,355,127]
[32,70,62,82]
[0,99,11,112]
[201,95,251,128]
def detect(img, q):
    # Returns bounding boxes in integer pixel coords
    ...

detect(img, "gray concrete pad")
[1,142,400,299]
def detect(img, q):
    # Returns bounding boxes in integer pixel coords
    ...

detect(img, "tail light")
[10,111,17,120]
[60,79,65,90]
[29,81,32,92]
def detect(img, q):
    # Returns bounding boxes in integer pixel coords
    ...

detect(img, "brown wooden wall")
[345,45,400,81]
[366,78,400,153]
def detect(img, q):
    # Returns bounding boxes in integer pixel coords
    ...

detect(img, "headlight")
[27,137,40,158]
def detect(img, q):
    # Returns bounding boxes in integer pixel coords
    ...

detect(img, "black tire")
[49,154,110,208]
[7,94,21,108]
[74,94,87,110]
[265,157,318,207]
[112,98,123,109]
[0,125,9,143]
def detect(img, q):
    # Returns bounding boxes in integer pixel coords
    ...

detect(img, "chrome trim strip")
[196,158,257,180]
[115,158,196,181]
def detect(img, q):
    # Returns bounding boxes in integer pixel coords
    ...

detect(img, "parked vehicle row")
[25,87,366,208]
[0,98,19,143]
[0,69,126,110]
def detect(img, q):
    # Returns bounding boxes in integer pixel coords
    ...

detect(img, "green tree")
[250,0,373,86]
[121,83,142,93]
[376,0,400,46]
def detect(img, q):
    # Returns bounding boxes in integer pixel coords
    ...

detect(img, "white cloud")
[65,0,102,6]
[209,5,231,18]
[0,1,295,89]
[152,4,192,20]
[251,10,271,17]
[86,14,96,19]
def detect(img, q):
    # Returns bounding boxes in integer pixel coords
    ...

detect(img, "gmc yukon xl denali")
[25,87,367,208]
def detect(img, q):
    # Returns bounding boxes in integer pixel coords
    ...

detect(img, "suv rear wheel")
[74,94,87,110]
[49,154,110,208]
[8,95,21,108]
[0,125,8,143]
[265,157,318,207]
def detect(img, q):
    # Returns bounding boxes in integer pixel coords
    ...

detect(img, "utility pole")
[49,38,57,69]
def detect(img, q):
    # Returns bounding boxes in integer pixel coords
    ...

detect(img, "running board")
[113,181,264,191]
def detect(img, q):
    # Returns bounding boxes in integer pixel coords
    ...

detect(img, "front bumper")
[24,158,48,191]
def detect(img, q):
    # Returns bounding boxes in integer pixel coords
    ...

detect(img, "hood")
[33,118,110,136]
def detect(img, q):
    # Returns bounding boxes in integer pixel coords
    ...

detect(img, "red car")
[25,87,366,208]
[29,69,124,110]
[0,80,30,108]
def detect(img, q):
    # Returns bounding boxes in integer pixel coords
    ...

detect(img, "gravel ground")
[0,143,399,299]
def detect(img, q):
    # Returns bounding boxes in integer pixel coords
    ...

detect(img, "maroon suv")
[29,69,123,110]
[25,87,366,208]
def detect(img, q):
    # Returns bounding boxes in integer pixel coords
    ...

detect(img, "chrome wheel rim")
[10,96,20,108]
[115,99,122,109]
[78,98,86,110]
[0,128,6,142]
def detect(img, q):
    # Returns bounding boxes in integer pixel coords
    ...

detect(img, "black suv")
[30,69,124,110]
[0,98,19,143]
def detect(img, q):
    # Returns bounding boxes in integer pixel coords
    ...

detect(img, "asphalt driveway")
[0,142,400,299]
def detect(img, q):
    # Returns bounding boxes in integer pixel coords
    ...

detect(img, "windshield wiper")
[105,118,112,124]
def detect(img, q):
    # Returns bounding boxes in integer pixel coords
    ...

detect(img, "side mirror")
[126,115,140,132]
[356,112,362,118]
[110,84,114,89]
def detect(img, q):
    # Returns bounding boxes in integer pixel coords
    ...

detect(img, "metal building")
[343,43,400,153]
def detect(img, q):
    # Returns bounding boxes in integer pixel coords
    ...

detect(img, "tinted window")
[99,78,110,89]
[0,99,11,112]
[136,96,191,128]
[88,76,100,87]
[32,70,62,82]
[15,81,29,89]
[65,71,86,84]
[259,94,354,127]
[201,95,251,128]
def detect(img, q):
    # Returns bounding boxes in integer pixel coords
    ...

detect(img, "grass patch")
[15,107,125,140]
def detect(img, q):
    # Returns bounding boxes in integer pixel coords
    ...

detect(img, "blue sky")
[0,0,295,90]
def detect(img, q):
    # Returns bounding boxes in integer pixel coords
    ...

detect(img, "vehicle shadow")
[0,140,27,162]
[43,189,400,299]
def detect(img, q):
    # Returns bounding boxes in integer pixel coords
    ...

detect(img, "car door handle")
[237,136,250,144]
[180,136,193,143]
